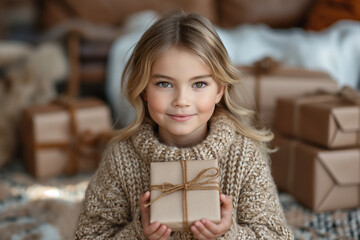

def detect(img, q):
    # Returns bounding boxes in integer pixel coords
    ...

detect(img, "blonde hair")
[112,10,273,151]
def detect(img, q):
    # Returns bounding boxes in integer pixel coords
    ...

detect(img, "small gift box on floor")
[275,86,360,149]
[233,57,338,127]
[22,98,113,179]
[271,134,360,212]
[147,159,221,231]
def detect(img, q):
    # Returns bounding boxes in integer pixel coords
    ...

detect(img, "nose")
[172,88,190,108]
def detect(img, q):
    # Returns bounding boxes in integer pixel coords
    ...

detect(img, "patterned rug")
[1,159,359,240]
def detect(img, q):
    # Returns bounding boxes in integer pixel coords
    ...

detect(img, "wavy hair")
[111,10,273,151]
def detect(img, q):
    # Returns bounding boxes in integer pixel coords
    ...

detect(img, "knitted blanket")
[0,160,359,240]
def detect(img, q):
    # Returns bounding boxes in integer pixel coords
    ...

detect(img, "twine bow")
[253,57,280,76]
[324,85,360,105]
[145,159,221,232]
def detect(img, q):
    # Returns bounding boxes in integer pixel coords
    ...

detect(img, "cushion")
[40,0,217,30]
[218,0,313,28]
[305,0,360,30]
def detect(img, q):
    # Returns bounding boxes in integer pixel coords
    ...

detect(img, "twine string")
[252,57,280,120]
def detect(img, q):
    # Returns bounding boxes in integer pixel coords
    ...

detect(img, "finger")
[159,227,171,240]
[192,220,216,239]
[143,221,161,237]
[220,194,232,209]
[197,194,232,236]
[220,194,233,219]
[140,191,151,227]
[219,194,233,231]
[140,191,151,209]
[190,224,207,240]
[199,218,225,237]
[148,224,168,240]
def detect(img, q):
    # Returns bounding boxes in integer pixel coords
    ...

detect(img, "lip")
[167,114,195,122]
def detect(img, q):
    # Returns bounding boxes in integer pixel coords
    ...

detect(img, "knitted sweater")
[74,113,294,240]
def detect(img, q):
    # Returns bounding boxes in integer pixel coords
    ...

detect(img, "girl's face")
[144,46,224,147]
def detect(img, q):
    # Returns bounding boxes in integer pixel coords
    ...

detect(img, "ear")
[215,84,225,104]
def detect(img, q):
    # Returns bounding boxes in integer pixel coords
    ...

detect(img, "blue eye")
[193,82,207,88]
[157,82,172,88]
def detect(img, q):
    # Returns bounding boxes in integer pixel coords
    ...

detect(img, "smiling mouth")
[167,114,195,122]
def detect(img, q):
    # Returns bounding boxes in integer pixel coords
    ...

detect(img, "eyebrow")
[151,73,212,81]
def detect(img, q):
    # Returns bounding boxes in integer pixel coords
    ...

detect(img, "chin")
[169,129,193,136]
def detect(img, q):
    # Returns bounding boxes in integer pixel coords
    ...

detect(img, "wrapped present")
[275,86,360,148]
[22,98,113,178]
[271,134,360,212]
[146,159,221,231]
[234,57,338,127]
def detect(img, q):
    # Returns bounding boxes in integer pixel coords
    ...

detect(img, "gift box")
[234,58,338,127]
[148,160,221,231]
[271,134,360,212]
[22,98,112,178]
[275,87,360,149]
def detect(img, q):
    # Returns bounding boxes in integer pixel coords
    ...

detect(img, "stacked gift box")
[271,87,360,212]
[22,97,113,179]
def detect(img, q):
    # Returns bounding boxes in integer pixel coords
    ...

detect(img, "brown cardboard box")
[149,160,221,231]
[271,134,360,212]
[22,98,112,178]
[275,95,360,148]
[233,64,338,127]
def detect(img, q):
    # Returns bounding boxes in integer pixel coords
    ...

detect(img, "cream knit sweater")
[74,113,294,239]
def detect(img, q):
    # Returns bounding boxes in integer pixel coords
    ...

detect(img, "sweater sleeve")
[74,146,146,240]
[219,141,294,240]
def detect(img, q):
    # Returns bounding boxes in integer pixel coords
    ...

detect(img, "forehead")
[151,46,211,76]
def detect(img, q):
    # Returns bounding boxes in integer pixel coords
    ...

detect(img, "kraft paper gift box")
[271,134,360,212]
[275,90,360,149]
[22,98,112,178]
[148,160,221,231]
[233,58,337,127]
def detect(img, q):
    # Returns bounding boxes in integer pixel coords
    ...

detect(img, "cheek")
[196,96,217,113]
[146,92,168,114]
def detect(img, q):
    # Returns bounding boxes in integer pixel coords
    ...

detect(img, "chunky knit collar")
[131,112,236,163]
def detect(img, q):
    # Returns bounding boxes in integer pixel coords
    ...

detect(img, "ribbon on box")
[249,57,280,114]
[35,97,113,174]
[145,159,221,232]
[335,85,360,105]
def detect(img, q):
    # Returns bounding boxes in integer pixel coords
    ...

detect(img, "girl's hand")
[140,191,172,240]
[190,194,233,240]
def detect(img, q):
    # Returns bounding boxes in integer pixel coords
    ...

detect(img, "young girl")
[75,11,294,240]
